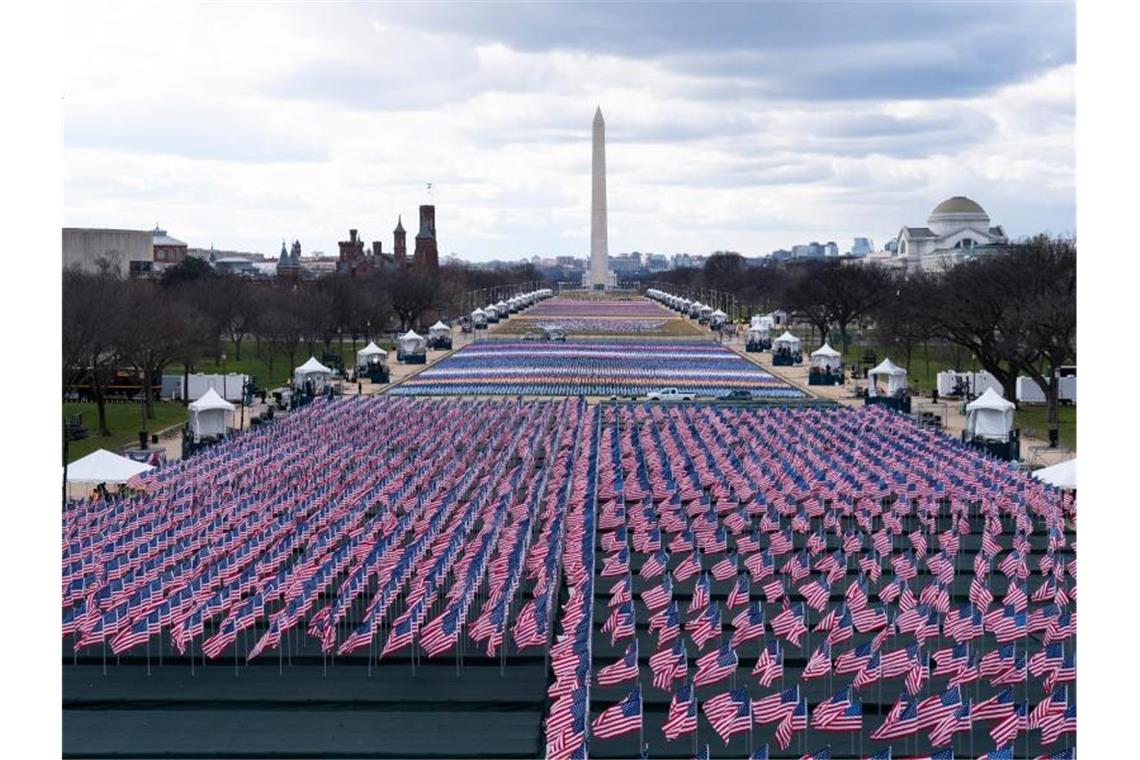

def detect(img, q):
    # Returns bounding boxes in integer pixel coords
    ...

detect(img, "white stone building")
[896,196,1009,274]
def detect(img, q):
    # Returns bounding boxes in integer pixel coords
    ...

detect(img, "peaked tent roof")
[429,321,449,331]
[711,309,727,318]
[1032,458,1076,490]
[966,386,1015,412]
[811,343,841,358]
[296,356,332,374]
[869,358,907,376]
[400,330,423,340]
[189,387,235,412]
[775,330,800,344]
[66,449,154,484]
[357,341,387,357]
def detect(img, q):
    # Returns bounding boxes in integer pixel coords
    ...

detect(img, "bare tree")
[388,268,439,331]
[62,260,126,436]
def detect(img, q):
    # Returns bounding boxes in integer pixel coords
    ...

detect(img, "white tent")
[356,342,388,369]
[710,309,727,319]
[399,330,426,355]
[867,358,907,397]
[66,449,154,484]
[1032,458,1076,490]
[964,387,1016,441]
[772,331,801,352]
[428,321,450,339]
[810,343,843,372]
[294,356,332,392]
[471,307,487,326]
[188,387,235,441]
[747,324,769,340]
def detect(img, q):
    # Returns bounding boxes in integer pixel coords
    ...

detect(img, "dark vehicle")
[723,389,753,401]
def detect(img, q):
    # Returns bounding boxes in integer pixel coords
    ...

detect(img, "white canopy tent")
[810,343,843,372]
[747,324,769,340]
[867,358,908,397]
[428,321,451,339]
[965,387,1016,441]
[188,387,235,441]
[66,449,154,484]
[356,342,388,369]
[399,330,426,355]
[471,307,487,327]
[294,356,332,392]
[772,331,801,353]
[1032,459,1076,490]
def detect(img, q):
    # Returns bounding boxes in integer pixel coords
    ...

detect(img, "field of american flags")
[388,340,805,398]
[63,398,1075,758]
[582,404,1075,759]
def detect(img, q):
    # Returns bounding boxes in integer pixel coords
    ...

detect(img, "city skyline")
[63,2,1075,261]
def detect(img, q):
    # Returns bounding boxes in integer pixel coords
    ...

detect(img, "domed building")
[895,196,1009,273]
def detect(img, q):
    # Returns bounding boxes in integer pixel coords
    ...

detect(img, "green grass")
[63,401,188,463]
[1014,405,1077,450]
[169,339,394,390]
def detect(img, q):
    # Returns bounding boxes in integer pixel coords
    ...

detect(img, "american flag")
[591,685,642,739]
[928,699,971,748]
[662,682,697,740]
[1039,700,1076,746]
[988,700,1028,747]
[753,639,784,687]
[973,686,1016,723]
[1028,685,1068,730]
[649,639,686,691]
[596,640,639,686]
[776,697,808,749]
[703,687,752,743]
[752,684,799,724]
[811,685,853,729]
[770,602,807,646]
[726,572,750,609]
[687,602,721,651]
[641,574,673,611]
[692,641,738,687]
[730,602,765,647]
[803,641,832,679]
[852,651,882,689]
[870,694,919,740]
[819,700,862,732]
[688,573,710,613]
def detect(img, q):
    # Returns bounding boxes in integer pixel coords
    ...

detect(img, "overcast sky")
[63,1,1075,261]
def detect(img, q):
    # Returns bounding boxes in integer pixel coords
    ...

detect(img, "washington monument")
[587,106,615,290]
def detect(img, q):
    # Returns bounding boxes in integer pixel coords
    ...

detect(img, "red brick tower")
[413,205,438,270]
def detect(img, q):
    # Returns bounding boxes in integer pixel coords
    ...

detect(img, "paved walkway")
[722,334,1074,467]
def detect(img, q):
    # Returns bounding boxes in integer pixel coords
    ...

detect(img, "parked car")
[646,387,695,402]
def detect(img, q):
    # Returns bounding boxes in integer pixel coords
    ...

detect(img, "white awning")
[188,387,235,412]
[66,449,154,484]
[811,343,841,359]
[1032,459,1076,490]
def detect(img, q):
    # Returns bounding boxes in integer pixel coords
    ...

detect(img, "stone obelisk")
[589,106,611,290]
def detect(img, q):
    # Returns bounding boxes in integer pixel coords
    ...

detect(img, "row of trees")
[63,257,538,437]
[650,237,1076,439]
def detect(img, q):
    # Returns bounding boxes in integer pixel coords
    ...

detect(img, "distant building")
[824,241,839,257]
[393,216,407,267]
[896,196,1010,274]
[851,237,873,257]
[62,227,153,277]
[152,226,188,266]
[337,228,374,278]
[276,240,303,280]
[412,205,439,270]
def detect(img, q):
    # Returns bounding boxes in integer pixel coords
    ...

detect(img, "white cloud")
[63,3,1075,260]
